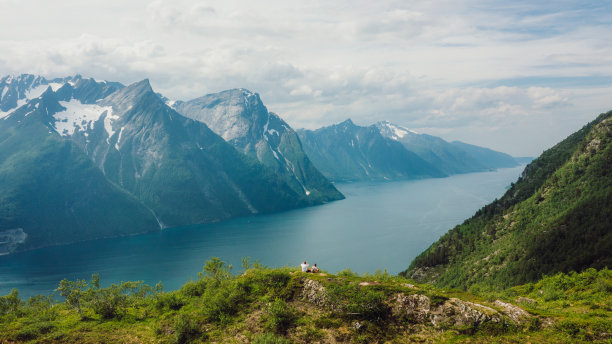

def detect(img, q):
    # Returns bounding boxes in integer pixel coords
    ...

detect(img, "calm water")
[0,166,524,298]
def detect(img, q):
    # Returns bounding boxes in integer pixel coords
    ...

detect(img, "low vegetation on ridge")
[1,258,610,343]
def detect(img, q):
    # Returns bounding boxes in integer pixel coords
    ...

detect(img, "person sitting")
[311,264,319,273]
[301,261,310,272]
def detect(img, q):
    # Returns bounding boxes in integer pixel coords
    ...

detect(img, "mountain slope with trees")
[402,111,612,289]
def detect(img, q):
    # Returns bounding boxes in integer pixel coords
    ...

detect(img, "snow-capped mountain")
[0,74,330,254]
[0,74,122,119]
[172,89,343,203]
[0,84,159,254]
[375,121,519,174]
[297,119,445,181]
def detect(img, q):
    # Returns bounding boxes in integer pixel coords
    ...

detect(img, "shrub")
[180,280,206,297]
[200,282,248,323]
[89,284,128,319]
[264,298,297,334]
[173,313,200,344]
[155,292,186,311]
[0,289,23,316]
[327,284,388,322]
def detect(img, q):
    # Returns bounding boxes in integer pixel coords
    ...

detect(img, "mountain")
[297,119,445,181]
[0,87,159,254]
[402,111,612,289]
[54,79,311,227]
[0,74,122,117]
[172,89,343,203]
[0,74,328,254]
[376,121,519,174]
[450,140,521,169]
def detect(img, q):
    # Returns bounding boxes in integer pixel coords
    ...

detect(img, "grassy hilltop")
[0,258,611,343]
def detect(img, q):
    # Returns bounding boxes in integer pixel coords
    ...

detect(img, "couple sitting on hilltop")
[300,261,319,273]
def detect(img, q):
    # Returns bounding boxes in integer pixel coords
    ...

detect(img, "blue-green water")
[0,166,524,298]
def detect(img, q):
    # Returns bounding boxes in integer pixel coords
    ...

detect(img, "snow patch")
[165,99,176,108]
[25,84,49,100]
[380,121,418,140]
[48,83,64,91]
[1,86,7,99]
[104,108,119,143]
[115,127,125,150]
[53,100,113,136]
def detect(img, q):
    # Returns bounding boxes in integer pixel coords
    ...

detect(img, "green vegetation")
[1,258,610,343]
[403,111,612,289]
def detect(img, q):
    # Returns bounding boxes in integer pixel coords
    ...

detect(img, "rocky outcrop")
[494,300,531,325]
[301,279,535,330]
[301,279,329,307]
[429,298,501,327]
[392,294,431,323]
[393,294,503,327]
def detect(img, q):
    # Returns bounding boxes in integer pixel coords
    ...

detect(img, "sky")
[1,0,611,156]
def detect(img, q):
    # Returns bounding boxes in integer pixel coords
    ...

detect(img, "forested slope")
[402,111,612,289]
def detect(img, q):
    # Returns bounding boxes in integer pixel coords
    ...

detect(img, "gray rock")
[301,279,329,307]
[392,293,431,323]
[430,298,501,327]
[494,300,531,324]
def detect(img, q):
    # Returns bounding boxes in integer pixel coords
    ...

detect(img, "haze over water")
[0,166,524,298]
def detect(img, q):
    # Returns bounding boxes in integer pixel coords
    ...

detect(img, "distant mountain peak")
[337,118,357,130]
[129,79,153,93]
[376,121,418,140]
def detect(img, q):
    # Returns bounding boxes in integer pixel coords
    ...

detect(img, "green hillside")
[402,111,612,289]
[1,259,610,343]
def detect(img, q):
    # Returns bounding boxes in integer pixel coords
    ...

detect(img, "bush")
[327,284,388,322]
[173,313,200,344]
[89,285,128,319]
[155,292,186,311]
[200,281,248,323]
[180,280,206,297]
[0,289,23,316]
[264,298,297,334]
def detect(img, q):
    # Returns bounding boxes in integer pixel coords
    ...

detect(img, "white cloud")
[0,0,610,156]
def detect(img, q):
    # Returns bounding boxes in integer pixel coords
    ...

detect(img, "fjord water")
[0,166,524,298]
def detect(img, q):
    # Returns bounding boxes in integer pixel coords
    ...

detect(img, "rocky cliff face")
[173,89,344,203]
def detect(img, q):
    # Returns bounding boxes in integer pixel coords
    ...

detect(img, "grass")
[0,259,610,343]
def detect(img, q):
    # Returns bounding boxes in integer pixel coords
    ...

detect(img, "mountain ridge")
[403,110,612,288]
[297,119,522,182]
[0,74,338,254]
[172,88,344,203]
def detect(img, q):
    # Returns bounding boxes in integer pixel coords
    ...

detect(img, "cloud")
[0,0,610,155]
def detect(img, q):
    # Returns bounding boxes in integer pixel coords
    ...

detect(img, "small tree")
[199,257,232,282]
[0,289,23,316]
[55,279,88,318]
